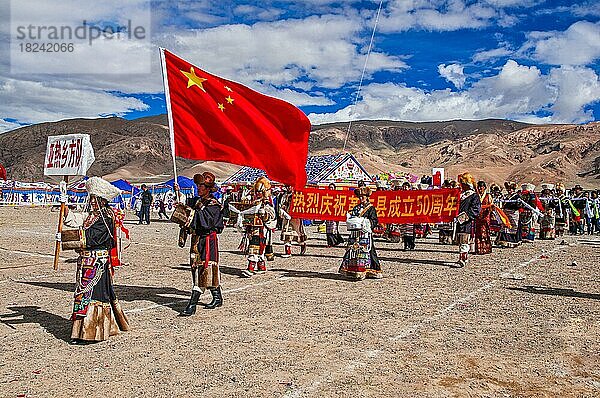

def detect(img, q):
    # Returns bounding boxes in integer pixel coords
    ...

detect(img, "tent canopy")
[223,153,374,186]
[110,179,134,192]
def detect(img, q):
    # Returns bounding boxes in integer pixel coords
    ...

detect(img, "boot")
[456,252,468,268]
[256,261,267,273]
[300,243,307,255]
[180,289,201,316]
[204,286,223,309]
[242,261,256,277]
[282,244,291,258]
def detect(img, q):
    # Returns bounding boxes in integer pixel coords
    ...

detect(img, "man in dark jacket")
[139,184,153,225]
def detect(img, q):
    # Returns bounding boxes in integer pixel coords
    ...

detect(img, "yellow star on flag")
[224,86,233,92]
[181,67,207,92]
[225,96,234,104]
[218,103,225,112]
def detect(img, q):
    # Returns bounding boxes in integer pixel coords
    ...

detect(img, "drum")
[171,203,192,226]
[61,229,82,251]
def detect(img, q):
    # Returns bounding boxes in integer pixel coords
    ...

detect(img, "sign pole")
[53,176,68,270]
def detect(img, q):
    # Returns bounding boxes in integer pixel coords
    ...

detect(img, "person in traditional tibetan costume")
[496,182,523,248]
[398,182,416,250]
[519,183,543,242]
[474,181,493,255]
[339,187,382,280]
[571,185,586,235]
[488,184,503,236]
[242,177,276,277]
[539,184,557,240]
[176,172,225,316]
[454,173,481,267]
[437,180,455,244]
[325,183,345,247]
[278,185,307,257]
[554,183,573,237]
[590,191,600,234]
[59,177,129,344]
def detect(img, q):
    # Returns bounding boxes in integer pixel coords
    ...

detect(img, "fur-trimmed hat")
[521,183,536,192]
[489,183,501,192]
[253,176,272,194]
[85,177,121,201]
[555,182,565,192]
[504,181,517,191]
[354,187,371,198]
[458,173,476,189]
[194,172,218,193]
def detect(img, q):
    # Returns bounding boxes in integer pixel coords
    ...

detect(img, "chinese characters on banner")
[44,134,95,176]
[289,187,461,224]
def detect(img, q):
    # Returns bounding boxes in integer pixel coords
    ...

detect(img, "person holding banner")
[455,173,481,268]
[399,182,416,251]
[58,177,129,344]
[175,172,225,316]
[279,185,307,257]
[339,187,382,280]
[325,183,345,247]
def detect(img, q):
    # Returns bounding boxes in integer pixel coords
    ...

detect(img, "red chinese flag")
[161,49,311,188]
[0,163,6,181]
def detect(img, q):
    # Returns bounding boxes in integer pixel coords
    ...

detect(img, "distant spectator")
[157,197,168,220]
[139,184,153,225]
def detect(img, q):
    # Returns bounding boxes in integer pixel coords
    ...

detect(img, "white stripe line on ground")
[0,247,69,261]
[282,245,566,398]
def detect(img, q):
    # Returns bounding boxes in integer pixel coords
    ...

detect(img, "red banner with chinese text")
[289,188,461,224]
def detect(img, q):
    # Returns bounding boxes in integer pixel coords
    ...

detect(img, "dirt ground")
[0,207,599,398]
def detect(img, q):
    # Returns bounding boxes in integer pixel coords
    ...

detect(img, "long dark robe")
[497,193,522,246]
[70,207,129,341]
[475,193,492,254]
[186,195,224,288]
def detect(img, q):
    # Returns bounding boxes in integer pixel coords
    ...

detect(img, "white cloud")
[377,0,532,33]
[1,9,406,125]
[0,78,148,124]
[548,66,600,123]
[158,14,406,90]
[233,5,284,20]
[438,63,466,89]
[309,60,600,125]
[472,47,513,62]
[523,21,600,65]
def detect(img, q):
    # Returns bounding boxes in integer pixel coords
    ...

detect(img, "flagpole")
[159,47,178,184]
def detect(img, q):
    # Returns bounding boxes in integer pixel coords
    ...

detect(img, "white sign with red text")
[44,134,95,176]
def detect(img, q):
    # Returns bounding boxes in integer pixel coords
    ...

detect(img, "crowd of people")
[55,172,599,344]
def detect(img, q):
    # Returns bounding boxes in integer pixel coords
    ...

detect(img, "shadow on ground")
[17,281,190,312]
[0,306,72,343]
[507,286,600,301]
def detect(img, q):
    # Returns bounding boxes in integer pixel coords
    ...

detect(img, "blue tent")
[110,179,135,192]
[163,176,197,195]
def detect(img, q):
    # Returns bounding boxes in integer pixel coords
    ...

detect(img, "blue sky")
[1,0,600,132]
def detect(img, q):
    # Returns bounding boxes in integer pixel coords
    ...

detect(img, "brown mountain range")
[1,115,599,188]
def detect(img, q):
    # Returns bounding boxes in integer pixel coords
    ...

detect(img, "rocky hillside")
[1,116,599,188]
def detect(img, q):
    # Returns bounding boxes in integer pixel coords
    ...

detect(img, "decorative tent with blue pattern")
[222,153,373,187]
